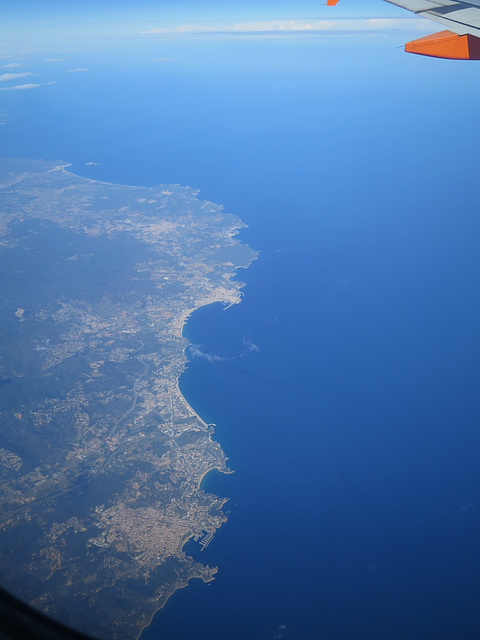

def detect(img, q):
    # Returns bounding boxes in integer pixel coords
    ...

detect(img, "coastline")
[133,250,256,640]
[135,302,238,640]
[135,289,256,640]
[135,569,218,640]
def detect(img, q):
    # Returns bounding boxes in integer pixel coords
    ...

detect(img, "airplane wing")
[386,0,480,37]
[329,0,480,58]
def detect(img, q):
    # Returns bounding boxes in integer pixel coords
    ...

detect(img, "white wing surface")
[386,0,480,37]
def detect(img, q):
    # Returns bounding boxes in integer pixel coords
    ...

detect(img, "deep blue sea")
[2,33,480,640]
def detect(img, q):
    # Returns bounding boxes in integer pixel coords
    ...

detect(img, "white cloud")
[0,81,57,91]
[242,337,259,353]
[0,72,34,82]
[189,339,259,364]
[273,624,287,640]
[141,17,428,36]
[1,63,21,69]
[189,344,226,363]
[44,58,66,62]
[66,67,88,73]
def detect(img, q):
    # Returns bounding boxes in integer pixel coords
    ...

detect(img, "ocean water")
[143,190,480,639]
[2,33,480,640]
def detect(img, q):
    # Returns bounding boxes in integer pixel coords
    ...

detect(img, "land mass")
[0,159,257,639]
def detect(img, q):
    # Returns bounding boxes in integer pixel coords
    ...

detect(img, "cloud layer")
[141,17,428,36]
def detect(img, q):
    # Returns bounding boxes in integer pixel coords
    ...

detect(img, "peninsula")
[0,159,257,639]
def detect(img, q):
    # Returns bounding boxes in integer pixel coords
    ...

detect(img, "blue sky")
[0,1,432,53]
[2,1,402,22]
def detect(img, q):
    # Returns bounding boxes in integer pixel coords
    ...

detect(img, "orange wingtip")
[327,0,339,5]
[405,30,480,59]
